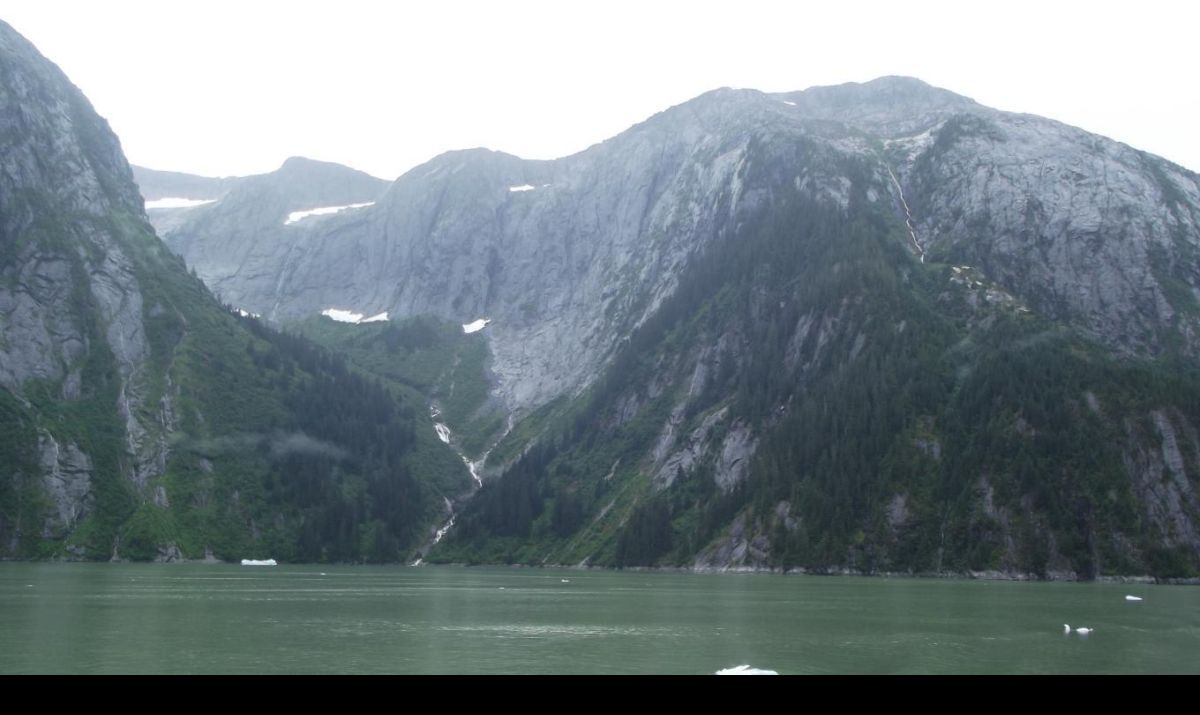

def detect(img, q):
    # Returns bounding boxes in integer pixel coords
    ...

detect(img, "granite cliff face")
[159,78,1200,415]
[0,19,170,538]
[141,157,388,305]
[0,21,451,561]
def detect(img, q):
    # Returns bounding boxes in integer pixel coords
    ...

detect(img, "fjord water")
[1,564,1197,674]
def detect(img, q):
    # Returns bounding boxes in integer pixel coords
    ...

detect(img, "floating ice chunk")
[322,308,365,324]
[241,559,277,566]
[284,202,374,225]
[508,184,535,192]
[463,318,491,334]
[1125,595,1143,601]
[716,665,778,675]
[360,311,389,323]
[781,100,796,106]
[145,197,217,209]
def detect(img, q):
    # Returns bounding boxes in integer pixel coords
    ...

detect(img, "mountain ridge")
[3,15,1199,576]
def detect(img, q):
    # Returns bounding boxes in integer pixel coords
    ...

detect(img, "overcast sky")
[5,0,1197,180]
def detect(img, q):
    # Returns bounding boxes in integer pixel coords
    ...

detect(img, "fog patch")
[174,431,348,462]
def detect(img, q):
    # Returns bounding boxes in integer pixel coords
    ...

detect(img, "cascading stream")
[885,165,925,263]
[415,406,516,563]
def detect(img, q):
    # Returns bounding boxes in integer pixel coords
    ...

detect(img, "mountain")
[160,79,1200,408]
[132,165,240,202]
[134,158,389,290]
[159,76,1200,578]
[6,9,1199,578]
[0,20,467,561]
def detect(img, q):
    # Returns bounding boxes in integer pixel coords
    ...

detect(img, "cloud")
[173,431,348,462]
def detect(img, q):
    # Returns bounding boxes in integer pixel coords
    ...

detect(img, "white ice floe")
[284,202,374,225]
[781,100,796,106]
[1125,595,1143,602]
[1064,624,1094,635]
[508,184,535,192]
[462,318,491,334]
[716,665,778,675]
[145,197,217,209]
[241,559,277,566]
[321,308,389,325]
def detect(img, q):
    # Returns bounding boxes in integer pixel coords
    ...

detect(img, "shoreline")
[6,556,1196,585]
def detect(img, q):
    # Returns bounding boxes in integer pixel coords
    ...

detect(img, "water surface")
[1,563,1196,674]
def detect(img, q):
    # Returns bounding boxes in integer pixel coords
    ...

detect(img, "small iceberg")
[1064,624,1093,635]
[716,665,778,675]
[241,559,277,566]
[508,184,535,192]
[1125,595,1143,602]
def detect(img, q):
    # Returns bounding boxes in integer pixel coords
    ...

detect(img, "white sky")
[5,0,1197,179]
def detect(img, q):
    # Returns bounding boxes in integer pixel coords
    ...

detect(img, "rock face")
[0,19,192,553]
[144,157,389,311]
[37,433,93,539]
[0,21,446,562]
[0,24,148,389]
[0,18,161,486]
[160,77,1200,414]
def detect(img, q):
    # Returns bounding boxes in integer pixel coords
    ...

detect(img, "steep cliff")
[0,21,462,561]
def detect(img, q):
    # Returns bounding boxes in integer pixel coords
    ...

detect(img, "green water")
[1,563,1196,674]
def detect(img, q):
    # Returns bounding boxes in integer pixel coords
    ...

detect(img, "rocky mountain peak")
[777,75,980,136]
[0,20,143,221]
